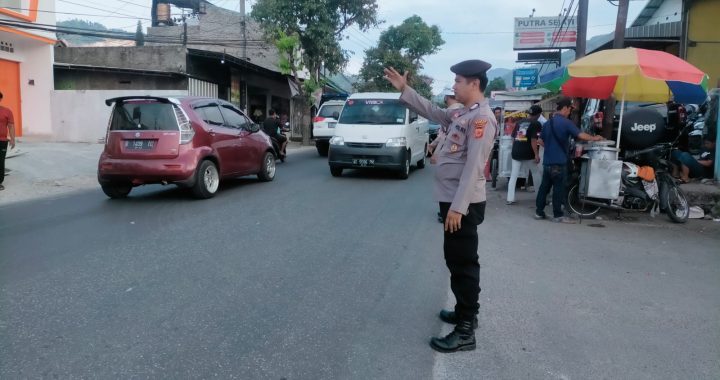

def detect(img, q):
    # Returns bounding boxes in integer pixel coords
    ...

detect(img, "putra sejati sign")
[514,16,577,50]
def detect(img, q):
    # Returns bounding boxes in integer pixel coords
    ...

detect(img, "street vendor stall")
[489,89,548,188]
[542,47,709,217]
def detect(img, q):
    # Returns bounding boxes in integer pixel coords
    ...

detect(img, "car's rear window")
[338,99,406,125]
[110,101,179,131]
[318,104,343,118]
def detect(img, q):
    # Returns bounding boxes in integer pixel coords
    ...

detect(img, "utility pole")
[182,14,188,46]
[613,0,630,49]
[603,0,630,140]
[575,0,588,59]
[240,0,246,60]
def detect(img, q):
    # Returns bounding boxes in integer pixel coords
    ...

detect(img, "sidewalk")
[0,139,312,207]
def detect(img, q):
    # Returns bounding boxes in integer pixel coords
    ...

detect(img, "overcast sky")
[55,0,648,93]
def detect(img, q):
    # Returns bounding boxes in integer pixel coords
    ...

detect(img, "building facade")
[0,0,56,137]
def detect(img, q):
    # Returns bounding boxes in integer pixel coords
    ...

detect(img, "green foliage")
[357,15,443,99]
[135,20,145,47]
[273,31,321,105]
[485,77,507,97]
[251,0,380,77]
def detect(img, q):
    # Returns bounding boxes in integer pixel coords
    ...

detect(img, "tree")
[356,15,444,99]
[484,77,506,97]
[135,20,145,47]
[251,0,380,144]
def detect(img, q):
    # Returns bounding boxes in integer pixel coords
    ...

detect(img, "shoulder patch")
[474,119,488,139]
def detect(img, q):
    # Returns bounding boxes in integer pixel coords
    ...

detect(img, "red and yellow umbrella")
[545,48,709,151]
[564,47,709,104]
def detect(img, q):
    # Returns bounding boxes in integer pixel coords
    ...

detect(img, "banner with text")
[513,16,577,50]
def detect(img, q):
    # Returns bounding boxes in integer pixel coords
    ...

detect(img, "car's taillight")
[173,105,194,144]
[313,116,325,123]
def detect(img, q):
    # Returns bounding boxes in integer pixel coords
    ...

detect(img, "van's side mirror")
[250,123,261,133]
[409,111,418,123]
[332,111,340,119]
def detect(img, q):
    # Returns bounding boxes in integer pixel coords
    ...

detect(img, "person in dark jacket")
[262,109,287,158]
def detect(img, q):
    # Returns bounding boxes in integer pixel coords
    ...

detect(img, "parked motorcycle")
[566,141,690,223]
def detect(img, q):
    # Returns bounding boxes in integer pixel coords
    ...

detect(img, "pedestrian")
[506,105,543,205]
[384,60,497,353]
[493,106,502,125]
[535,97,603,223]
[0,91,16,191]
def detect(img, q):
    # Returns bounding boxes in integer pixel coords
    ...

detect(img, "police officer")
[384,60,497,353]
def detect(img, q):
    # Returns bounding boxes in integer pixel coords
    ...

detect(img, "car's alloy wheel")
[258,152,276,182]
[192,160,220,199]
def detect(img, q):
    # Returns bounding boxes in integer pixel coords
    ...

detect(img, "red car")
[98,96,277,199]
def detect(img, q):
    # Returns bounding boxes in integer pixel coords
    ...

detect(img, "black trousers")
[439,201,486,322]
[0,141,7,185]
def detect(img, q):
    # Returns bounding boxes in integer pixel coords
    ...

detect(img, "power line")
[1,6,152,20]
[58,0,144,19]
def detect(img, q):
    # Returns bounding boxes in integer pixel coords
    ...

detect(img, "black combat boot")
[438,309,478,329]
[429,320,476,353]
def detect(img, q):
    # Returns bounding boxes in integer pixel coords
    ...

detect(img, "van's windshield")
[338,99,406,125]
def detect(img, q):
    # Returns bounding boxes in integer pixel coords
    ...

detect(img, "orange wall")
[0,59,22,136]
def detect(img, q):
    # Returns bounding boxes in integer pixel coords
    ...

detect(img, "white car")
[312,100,345,156]
[328,92,429,179]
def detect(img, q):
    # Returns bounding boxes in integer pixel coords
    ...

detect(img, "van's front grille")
[346,142,384,148]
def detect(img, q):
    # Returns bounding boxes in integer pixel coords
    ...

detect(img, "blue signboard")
[513,68,539,88]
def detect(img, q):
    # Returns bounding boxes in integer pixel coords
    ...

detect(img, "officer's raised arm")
[383,67,452,126]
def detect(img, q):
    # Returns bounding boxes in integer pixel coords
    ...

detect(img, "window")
[194,104,225,126]
[318,104,343,118]
[338,99,407,125]
[110,101,178,131]
[220,105,251,129]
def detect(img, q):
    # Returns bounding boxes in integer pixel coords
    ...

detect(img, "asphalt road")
[1,149,719,379]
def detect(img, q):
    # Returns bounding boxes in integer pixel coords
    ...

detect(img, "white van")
[328,92,429,179]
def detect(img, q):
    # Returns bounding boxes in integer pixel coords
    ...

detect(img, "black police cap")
[450,60,492,77]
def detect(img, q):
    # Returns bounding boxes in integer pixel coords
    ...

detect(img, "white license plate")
[327,122,337,128]
[352,158,375,167]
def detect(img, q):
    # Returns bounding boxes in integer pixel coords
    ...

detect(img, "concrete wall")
[55,69,187,90]
[19,40,54,136]
[54,46,187,73]
[687,0,720,88]
[50,90,187,142]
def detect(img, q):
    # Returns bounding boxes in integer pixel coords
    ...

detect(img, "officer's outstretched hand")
[383,67,408,92]
[445,210,462,233]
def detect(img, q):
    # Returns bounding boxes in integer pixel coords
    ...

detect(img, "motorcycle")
[271,122,290,162]
[566,140,690,223]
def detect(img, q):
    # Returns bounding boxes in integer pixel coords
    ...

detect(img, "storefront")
[0,1,55,137]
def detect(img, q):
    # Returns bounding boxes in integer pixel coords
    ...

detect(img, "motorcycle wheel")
[566,184,601,218]
[662,180,689,223]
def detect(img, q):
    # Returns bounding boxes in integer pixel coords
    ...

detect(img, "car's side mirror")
[249,123,261,133]
[332,111,340,119]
